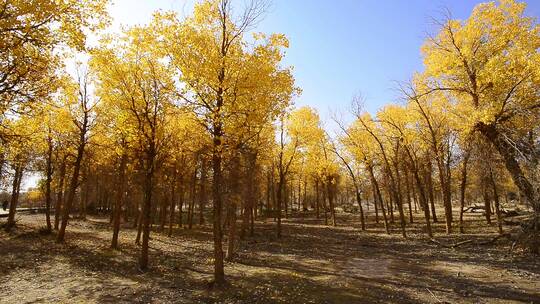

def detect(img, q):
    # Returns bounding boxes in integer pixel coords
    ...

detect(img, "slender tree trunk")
[393,160,407,238]
[426,161,438,223]
[54,160,67,230]
[168,170,177,237]
[323,185,328,225]
[355,188,365,231]
[459,152,470,234]
[327,177,337,227]
[6,164,23,230]
[44,137,54,231]
[139,152,155,271]
[489,167,503,235]
[276,174,284,238]
[111,152,127,249]
[211,116,225,285]
[135,205,143,244]
[483,185,492,224]
[199,159,207,225]
[405,171,413,224]
[178,183,184,228]
[406,150,432,237]
[188,166,197,229]
[315,179,320,219]
[226,202,237,260]
[373,187,379,223]
[368,164,388,234]
[57,141,86,243]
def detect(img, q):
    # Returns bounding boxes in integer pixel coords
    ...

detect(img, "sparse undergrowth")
[1,211,539,304]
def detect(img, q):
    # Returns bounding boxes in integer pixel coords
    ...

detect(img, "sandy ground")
[0,210,539,304]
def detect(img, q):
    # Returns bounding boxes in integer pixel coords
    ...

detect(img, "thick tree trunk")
[477,123,540,218]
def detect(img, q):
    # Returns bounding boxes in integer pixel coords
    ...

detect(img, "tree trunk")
[315,179,320,219]
[355,189,365,231]
[459,152,470,234]
[477,123,540,219]
[276,174,284,238]
[425,161,438,223]
[57,140,86,243]
[327,177,337,227]
[199,159,207,225]
[393,161,407,238]
[406,149,432,237]
[54,159,67,230]
[489,167,503,235]
[483,186,492,224]
[168,170,178,237]
[211,117,225,285]
[139,154,155,270]
[226,201,237,260]
[111,152,127,249]
[6,164,23,230]
[405,171,414,224]
[44,137,54,231]
[368,164,388,234]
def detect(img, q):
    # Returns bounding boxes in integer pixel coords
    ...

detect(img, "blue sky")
[107,0,540,121]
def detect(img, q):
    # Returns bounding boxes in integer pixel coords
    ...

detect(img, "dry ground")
[0,210,539,304]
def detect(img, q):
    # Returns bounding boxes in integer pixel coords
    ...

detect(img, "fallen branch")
[430,234,511,248]
[463,206,485,213]
[430,238,473,248]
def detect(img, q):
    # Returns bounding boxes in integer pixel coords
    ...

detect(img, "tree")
[0,0,109,124]
[57,70,96,243]
[91,27,176,270]
[156,0,297,285]
[418,0,540,217]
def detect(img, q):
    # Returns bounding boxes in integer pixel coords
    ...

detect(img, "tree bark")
[56,141,86,243]
[459,151,470,234]
[477,122,540,217]
[111,152,127,249]
[44,134,54,231]
[6,164,23,230]
[54,159,67,230]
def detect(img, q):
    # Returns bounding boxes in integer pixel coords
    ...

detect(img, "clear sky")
[106,0,540,120]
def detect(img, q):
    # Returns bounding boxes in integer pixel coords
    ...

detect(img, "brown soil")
[0,211,539,303]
